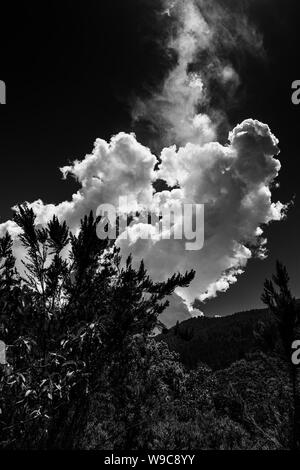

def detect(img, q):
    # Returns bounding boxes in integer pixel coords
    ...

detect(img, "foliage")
[261,260,297,353]
[262,261,300,449]
[0,208,296,449]
[77,352,293,450]
[0,204,194,449]
[160,308,277,370]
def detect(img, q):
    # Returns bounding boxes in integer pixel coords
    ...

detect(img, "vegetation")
[261,262,300,448]
[0,206,297,449]
[160,308,278,370]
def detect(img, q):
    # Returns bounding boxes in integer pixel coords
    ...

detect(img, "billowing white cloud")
[117,119,285,308]
[0,119,286,326]
[26,132,157,232]
[0,1,287,327]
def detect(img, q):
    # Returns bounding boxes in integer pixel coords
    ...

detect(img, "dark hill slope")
[159,308,278,370]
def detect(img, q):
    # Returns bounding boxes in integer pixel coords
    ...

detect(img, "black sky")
[0,0,300,316]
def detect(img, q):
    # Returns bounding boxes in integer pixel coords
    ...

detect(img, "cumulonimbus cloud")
[0,0,288,326]
[0,119,286,322]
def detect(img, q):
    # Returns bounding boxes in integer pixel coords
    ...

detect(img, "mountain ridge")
[159,306,278,370]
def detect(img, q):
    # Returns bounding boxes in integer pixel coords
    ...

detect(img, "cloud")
[0,119,286,326]
[132,0,264,148]
[0,1,287,327]
[132,0,215,148]
[117,119,285,309]
[160,293,198,329]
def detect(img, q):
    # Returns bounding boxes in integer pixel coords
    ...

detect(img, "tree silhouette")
[0,204,195,449]
[262,261,299,448]
[1,207,295,450]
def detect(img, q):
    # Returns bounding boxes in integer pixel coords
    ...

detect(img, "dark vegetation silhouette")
[161,308,277,370]
[0,206,296,449]
[261,262,300,449]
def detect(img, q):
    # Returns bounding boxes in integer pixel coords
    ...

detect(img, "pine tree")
[0,204,195,449]
[261,261,299,448]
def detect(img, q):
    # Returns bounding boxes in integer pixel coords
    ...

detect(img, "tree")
[261,261,299,448]
[261,261,297,353]
[0,204,195,449]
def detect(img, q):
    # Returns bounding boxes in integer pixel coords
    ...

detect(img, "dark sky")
[0,0,300,316]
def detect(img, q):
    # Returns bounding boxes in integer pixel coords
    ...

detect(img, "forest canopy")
[0,206,297,450]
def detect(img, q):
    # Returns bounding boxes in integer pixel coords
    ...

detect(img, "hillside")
[159,307,278,370]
